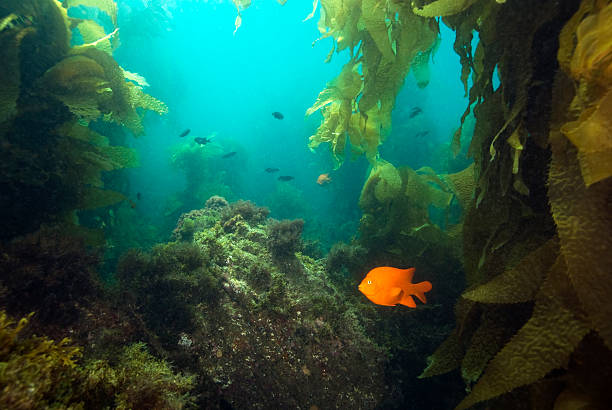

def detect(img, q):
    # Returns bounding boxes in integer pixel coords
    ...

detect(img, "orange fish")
[358,267,432,307]
[317,173,331,185]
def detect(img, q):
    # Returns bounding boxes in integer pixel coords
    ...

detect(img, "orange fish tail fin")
[413,281,433,304]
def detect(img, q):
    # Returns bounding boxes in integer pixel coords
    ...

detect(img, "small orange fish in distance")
[358,267,432,307]
[317,173,331,185]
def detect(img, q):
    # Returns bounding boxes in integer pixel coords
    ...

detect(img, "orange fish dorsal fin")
[402,268,415,283]
[401,268,414,286]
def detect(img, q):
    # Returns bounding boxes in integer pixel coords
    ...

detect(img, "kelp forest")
[0,0,611,409]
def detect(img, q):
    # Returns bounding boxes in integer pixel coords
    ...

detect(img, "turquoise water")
[101,0,469,250]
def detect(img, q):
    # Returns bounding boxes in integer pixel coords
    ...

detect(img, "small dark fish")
[408,107,422,119]
[136,192,142,200]
[265,168,280,173]
[415,131,430,138]
[278,175,294,181]
[179,129,191,138]
[272,112,284,120]
[194,137,212,145]
[222,151,237,158]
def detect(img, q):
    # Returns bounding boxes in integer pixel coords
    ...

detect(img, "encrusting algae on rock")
[116,197,388,408]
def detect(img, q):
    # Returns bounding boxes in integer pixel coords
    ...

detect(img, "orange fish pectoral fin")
[413,280,433,304]
[399,294,417,308]
[389,287,403,300]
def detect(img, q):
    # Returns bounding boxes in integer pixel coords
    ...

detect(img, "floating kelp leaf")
[69,47,165,135]
[420,331,464,378]
[233,14,241,35]
[74,19,113,54]
[307,62,361,115]
[303,0,319,21]
[551,1,612,351]
[455,256,590,410]
[0,14,32,123]
[65,0,118,27]
[463,237,559,304]
[97,145,139,169]
[123,69,149,88]
[307,62,362,166]
[557,0,594,73]
[416,166,449,191]
[506,125,524,175]
[61,121,138,190]
[403,167,453,210]
[362,160,402,203]
[361,0,394,61]
[127,82,168,115]
[420,299,479,378]
[568,2,612,87]
[460,307,519,387]
[60,120,108,145]
[306,87,339,116]
[412,0,479,17]
[79,186,126,209]
[308,100,351,167]
[40,54,111,120]
[561,89,612,186]
[348,107,391,164]
[317,0,362,53]
[442,163,475,210]
[548,139,612,351]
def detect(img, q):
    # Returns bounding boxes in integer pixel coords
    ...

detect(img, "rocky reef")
[118,197,388,408]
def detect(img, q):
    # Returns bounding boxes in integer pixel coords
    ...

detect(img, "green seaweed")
[0,311,195,410]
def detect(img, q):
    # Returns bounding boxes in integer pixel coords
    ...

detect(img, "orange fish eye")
[367,280,372,285]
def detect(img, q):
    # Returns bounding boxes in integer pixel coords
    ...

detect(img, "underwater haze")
[2,0,612,409]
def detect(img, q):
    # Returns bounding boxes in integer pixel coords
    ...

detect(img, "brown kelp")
[0,0,166,240]
[305,1,439,167]
[417,1,612,409]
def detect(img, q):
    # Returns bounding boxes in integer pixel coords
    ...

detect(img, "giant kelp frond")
[463,237,559,304]
[459,307,520,388]
[74,19,116,54]
[442,163,475,210]
[65,0,118,27]
[39,54,111,120]
[66,0,119,53]
[40,45,165,136]
[456,257,591,410]
[307,0,439,166]
[558,1,612,186]
[0,13,29,123]
[307,62,361,166]
[412,0,479,17]
[550,0,612,352]
[420,1,612,409]
[1,0,162,238]
[420,298,479,378]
